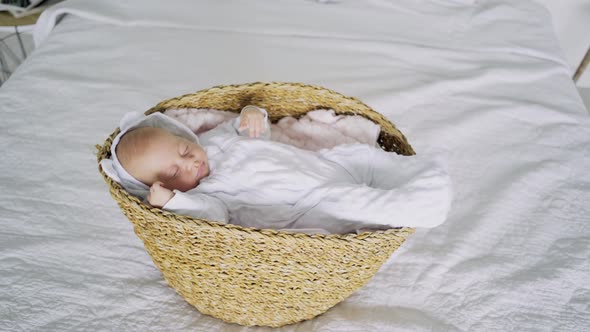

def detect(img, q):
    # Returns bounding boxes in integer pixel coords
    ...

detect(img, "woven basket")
[97,82,416,327]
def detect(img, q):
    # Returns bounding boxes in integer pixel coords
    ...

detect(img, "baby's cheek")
[171,176,195,192]
[160,178,179,191]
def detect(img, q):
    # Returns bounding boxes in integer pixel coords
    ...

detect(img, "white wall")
[1,2,589,110]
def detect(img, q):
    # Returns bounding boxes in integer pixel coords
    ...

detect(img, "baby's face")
[121,127,209,192]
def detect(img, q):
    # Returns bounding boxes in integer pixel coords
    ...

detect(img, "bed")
[1,0,589,331]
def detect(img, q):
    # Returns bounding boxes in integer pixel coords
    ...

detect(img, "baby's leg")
[367,147,450,190]
[321,143,446,189]
[313,144,452,229]
[299,175,452,230]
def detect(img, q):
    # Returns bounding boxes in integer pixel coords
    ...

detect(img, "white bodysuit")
[162,113,453,234]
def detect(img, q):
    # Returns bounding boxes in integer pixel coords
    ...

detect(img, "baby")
[116,106,267,208]
[102,106,452,234]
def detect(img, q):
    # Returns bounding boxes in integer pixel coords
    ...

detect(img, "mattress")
[1,0,589,331]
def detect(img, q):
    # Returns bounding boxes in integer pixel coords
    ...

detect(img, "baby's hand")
[239,105,267,138]
[147,181,175,208]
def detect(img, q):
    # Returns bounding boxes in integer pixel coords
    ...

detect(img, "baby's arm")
[199,105,271,145]
[147,181,175,208]
[148,182,229,223]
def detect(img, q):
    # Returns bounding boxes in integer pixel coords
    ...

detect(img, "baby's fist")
[147,181,174,208]
[239,105,266,138]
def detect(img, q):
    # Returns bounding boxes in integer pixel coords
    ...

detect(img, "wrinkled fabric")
[1,0,589,331]
[164,108,381,151]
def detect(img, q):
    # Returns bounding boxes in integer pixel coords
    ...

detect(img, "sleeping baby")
[101,106,452,234]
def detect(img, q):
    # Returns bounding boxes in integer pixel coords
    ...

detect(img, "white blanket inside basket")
[164,108,381,151]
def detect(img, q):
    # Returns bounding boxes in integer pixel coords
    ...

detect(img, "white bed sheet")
[1,0,589,331]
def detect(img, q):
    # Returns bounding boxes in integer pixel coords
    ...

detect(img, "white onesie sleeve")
[199,106,271,146]
[162,190,230,223]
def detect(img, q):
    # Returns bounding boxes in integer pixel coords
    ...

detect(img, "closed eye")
[181,145,189,157]
[169,166,179,179]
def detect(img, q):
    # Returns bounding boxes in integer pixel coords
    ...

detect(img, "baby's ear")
[100,159,122,183]
[119,112,144,131]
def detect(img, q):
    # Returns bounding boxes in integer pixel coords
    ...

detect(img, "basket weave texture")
[97,82,415,327]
